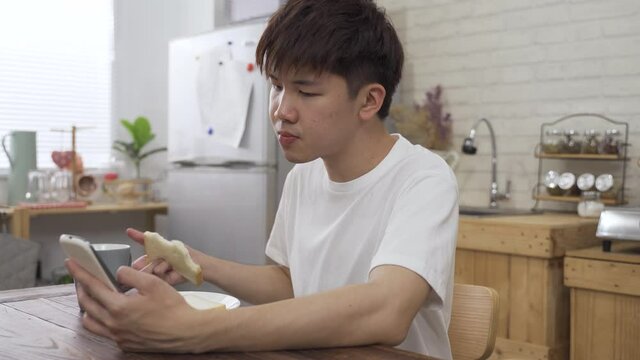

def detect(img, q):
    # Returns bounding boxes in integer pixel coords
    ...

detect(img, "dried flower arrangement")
[389,85,453,150]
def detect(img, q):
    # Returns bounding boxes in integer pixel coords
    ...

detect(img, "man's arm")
[201,256,294,304]
[194,264,430,352]
[67,260,429,353]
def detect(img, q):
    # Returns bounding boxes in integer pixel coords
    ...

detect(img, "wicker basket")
[103,178,152,204]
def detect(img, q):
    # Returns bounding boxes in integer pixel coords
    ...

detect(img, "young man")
[66,0,458,358]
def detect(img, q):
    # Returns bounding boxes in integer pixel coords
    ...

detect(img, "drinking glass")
[25,170,50,203]
[51,170,73,202]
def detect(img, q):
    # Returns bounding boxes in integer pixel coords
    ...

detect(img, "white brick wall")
[379,0,640,209]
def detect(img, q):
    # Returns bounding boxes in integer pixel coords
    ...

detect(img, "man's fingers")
[116,266,165,295]
[65,259,120,309]
[126,228,145,246]
[77,285,114,327]
[82,312,117,341]
[131,255,149,270]
[153,261,171,276]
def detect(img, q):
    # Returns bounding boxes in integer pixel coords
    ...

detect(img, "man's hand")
[127,228,206,286]
[65,258,217,353]
[127,228,294,305]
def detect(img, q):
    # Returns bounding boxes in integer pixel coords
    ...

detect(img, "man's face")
[268,69,361,164]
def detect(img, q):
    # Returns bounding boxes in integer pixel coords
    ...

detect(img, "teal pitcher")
[2,131,37,205]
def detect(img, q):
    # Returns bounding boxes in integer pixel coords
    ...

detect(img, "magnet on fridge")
[207,127,214,136]
[247,63,254,72]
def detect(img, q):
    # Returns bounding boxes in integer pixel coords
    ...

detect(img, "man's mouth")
[278,131,299,146]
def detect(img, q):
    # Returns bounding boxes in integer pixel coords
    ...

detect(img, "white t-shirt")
[266,134,458,359]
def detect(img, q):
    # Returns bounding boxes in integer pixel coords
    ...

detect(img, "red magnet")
[247,63,255,72]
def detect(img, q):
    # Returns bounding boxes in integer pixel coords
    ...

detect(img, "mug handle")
[1,134,13,167]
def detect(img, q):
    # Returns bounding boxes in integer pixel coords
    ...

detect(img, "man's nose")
[273,92,297,123]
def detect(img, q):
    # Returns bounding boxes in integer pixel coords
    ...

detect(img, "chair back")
[448,283,500,360]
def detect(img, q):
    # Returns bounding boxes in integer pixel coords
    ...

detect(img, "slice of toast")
[143,231,203,286]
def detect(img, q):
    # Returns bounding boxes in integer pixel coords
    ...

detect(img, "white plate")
[179,291,240,310]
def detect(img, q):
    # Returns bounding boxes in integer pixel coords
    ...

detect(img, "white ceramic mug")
[91,243,131,278]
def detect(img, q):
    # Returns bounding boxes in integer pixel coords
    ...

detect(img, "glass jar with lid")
[558,172,579,195]
[595,173,617,199]
[542,129,565,154]
[577,191,604,218]
[544,170,564,196]
[562,129,582,154]
[599,129,621,155]
[581,129,600,154]
[577,173,595,192]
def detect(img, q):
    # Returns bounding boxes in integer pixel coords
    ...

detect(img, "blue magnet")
[207,127,214,136]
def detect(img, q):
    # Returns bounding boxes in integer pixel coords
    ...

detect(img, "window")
[227,0,281,23]
[0,0,113,169]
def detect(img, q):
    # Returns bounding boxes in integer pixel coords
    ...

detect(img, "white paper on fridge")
[196,47,253,148]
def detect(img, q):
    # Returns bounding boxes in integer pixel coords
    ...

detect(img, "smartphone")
[59,234,130,292]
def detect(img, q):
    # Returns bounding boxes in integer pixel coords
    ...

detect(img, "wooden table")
[3,202,168,240]
[0,285,431,360]
[564,242,640,360]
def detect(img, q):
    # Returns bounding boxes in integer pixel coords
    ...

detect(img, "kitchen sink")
[459,206,543,217]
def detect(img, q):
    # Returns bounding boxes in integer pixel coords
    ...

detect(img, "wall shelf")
[534,195,625,206]
[535,153,628,161]
[532,113,629,210]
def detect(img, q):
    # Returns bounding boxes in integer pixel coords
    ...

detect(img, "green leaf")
[113,140,131,148]
[134,116,154,149]
[120,119,143,152]
[113,141,138,159]
[139,147,167,161]
[112,145,127,155]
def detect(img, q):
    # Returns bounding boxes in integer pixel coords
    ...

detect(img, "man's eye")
[299,90,317,97]
[272,84,283,91]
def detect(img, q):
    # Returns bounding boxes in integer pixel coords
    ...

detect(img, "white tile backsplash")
[380,0,640,209]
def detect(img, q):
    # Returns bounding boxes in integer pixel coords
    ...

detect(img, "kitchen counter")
[456,212,600,360]
[564,243,640,360]
[458,213,600,258]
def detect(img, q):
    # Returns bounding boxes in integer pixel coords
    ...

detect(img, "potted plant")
[109,116,166,203]
[112,116,166,179]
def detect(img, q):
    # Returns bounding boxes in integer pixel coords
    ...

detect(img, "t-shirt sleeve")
[370,168,458,306]
[265,168,295,267]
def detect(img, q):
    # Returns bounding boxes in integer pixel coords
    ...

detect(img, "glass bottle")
[542,129,564,154]
[581,129,600,154]
[599,129,621,155]
[562,129,582,154]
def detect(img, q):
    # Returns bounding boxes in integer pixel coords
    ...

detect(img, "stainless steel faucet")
[462,118,511,208]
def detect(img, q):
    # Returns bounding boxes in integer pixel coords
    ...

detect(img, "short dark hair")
[256,0,403,119]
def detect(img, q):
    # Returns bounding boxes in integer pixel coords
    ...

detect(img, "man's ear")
[358,84,386,121]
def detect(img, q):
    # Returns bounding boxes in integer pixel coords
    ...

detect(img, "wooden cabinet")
[456,214,600,360]
[564,243,640,360]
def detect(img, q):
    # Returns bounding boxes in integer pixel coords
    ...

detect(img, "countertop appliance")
[596,207,640,252]
[167,22,291,293]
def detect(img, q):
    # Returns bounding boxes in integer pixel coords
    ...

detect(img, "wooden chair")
[448,283,500,360]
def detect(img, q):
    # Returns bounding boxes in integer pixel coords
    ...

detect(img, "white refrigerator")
[167,22,289,292]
